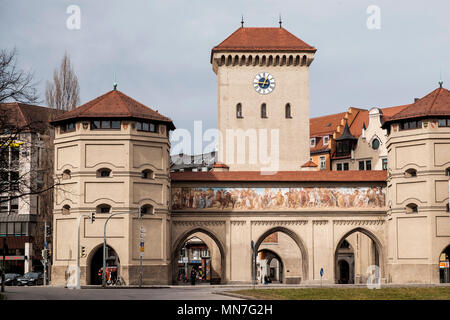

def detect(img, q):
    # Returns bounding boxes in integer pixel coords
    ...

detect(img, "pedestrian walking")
[190,268,197,285]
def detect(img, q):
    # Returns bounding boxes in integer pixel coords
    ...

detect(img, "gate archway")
[172,228,225,284]
[334,227,384,284]
[439,244,450,283]
[254,227,308,284]
[88,244,120,285]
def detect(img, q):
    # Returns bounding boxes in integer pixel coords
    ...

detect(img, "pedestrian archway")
[257,249,283,284]
[172,228,225,285]
[254,227,308,284]
[88,244,120,285]
[335,228,382,284]
[439,245,450,283]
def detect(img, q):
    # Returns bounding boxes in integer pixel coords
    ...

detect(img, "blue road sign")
[320,268,324,277]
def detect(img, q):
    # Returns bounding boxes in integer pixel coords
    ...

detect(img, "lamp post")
[102,209,141,288]
[76,212,95,290]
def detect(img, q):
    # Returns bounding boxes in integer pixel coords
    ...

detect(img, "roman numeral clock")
[253,72,275,94]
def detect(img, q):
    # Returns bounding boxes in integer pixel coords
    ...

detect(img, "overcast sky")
[1,0,449,153]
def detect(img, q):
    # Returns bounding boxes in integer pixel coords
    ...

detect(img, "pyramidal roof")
[51,90,175,129]
[211,27,316,54]
[384,86,450,123]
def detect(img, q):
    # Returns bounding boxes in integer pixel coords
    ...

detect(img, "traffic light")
[90,212,95,223]
[80,246,86,258]
[45,225,51,238]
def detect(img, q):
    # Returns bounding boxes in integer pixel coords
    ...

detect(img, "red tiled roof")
[51,90,175,129]
[0,102,57,133]
[212,27,316,54]
[171,170,387,182]
[310,112,346,136]
[301,160,318,168]
[384,87,450,123]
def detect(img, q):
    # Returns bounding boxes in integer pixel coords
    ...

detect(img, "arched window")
[405,168,417,178]
[445,168,450,176]
[140,204,154,215]
[141,169,153,179]
[62,205,70,215]
[285,103,292,118]
[97,168,111,178]
[236,103,243,118]
[62,169,71,180]
[96,204,111,214]
[406,203,418,214]
[261,103,267,118]
[302,55,307,66]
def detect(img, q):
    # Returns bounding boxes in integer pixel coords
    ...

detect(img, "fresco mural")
[171,187,385,210]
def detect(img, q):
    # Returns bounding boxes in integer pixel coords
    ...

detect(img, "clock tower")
[211,26,316,172]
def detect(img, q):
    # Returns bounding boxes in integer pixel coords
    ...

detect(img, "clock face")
[253,72,275,95]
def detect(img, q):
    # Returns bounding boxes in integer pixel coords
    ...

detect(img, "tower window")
[97,168,111,177]
[137,121,158,132]
[445,168,450,176]
[61,122,76,133]
[406,203,418,214]
[141,169,153,179]
[96,204,111,213]
[236,103,243,118]
[90,120,121,130]
[261,103,267,118]
[140,204,153,215]
[405,168,417,177]
[285,103,292,118]
[62,169,71,180]
[62,205,70,215]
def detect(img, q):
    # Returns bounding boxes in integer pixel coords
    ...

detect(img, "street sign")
[320,268,324,277]
[440,261,449,268]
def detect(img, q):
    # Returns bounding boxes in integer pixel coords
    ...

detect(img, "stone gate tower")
[211,27,316,172]
[50,89,175,285]
[383,86,450,283]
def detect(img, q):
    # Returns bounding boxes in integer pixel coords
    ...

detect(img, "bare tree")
[0,48,39,103]
[45,52,80,111]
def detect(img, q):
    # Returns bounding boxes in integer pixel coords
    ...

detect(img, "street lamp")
[76,212,95,289]
[102,209,143,287]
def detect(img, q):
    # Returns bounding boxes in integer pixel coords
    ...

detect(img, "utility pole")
[43,222,48,286]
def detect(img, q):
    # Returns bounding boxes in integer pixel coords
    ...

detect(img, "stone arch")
[281,55,287,66]
[226,55,232,66]
[275,55,280,65]
[254,226,309,282]
[261,55,266,66]
[233,55,239,66]
[288,55,293,66]
[334,227,385,282]
[294,55,300,66]
[220,55,225,66]
[87,242,121,285]
[254,55,260,66]
[257,248,284,283]
[171,227,226,284]
[268,55,273,66]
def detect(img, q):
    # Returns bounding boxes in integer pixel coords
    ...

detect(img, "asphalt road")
[2,285,242,300]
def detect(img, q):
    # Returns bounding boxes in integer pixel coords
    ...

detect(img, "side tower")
[50,89,175,285]
[383,85,450,283]
[211,27,316,171]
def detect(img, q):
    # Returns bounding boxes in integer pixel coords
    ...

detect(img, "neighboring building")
[170,151,216,172]
[0,102,55,275]
[49,88,175,285]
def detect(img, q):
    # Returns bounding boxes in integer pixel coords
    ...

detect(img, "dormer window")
[97,168,111,177]
[310,138,316,147]
[323,136,329,146]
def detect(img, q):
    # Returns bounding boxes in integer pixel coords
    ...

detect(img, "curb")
[212,291,257,300]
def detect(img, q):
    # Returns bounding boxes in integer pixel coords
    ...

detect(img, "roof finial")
[439,68,443,88]
[279,14,282,28]
[113,72,117,91]
[241,15,244,28]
